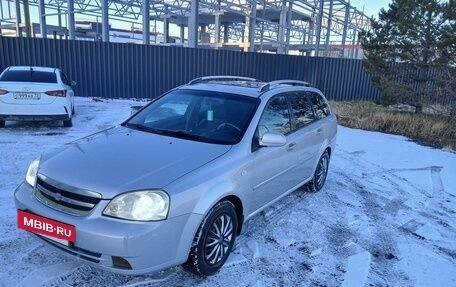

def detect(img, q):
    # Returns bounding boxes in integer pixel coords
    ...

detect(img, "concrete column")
[188,0,199,48]
[68,0,75,40]
[214,13,221,44]
[102,0,109,42]
[199,25,207,43]
[154,19,157,42]
[306,16,315,56]
[315,0,324,56]
[14,0,21,37]
[243,17,250,52]
[355,33,361,59]
[324,0,334,55]
[277,0,287,54]
[248,0,256,52]
[57,6,62,39]
[180,25,185,43]
[163,17,169,43]
[142,0,150,44]
[38,0,47,38]
[284,0,292,54]
[223,23,229,43]
[23,0,31,37]
[259,0,266,52]
[350,29,356,59]
[340,3,349,58]
[0,1,4,35]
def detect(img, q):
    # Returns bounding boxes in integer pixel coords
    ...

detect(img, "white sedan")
[0,66,75,127]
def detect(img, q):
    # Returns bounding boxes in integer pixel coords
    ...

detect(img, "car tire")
[305,150,330,192]
[63,118,73,127]
[184,201,238,276]
[0,120,5,128]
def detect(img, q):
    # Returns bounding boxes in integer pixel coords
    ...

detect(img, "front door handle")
[287,142,297,151]
[316,128,323,135]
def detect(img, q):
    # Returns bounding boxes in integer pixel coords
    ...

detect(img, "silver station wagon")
[15,76,337,276]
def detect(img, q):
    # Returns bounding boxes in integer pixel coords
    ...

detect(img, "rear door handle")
[287,142,297,151]
[316,128,323,135]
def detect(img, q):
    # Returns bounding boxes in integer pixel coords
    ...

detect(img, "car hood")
[39,126,231,199]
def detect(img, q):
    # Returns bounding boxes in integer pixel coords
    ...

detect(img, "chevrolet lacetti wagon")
[14,76,337,276]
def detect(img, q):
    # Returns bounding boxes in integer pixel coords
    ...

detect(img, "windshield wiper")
[124,125,220,143]
[124,123,164,134]
[156,129,209,142]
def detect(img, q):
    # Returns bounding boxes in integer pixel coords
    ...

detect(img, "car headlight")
[103,190,169,221]
[26,157,40,187]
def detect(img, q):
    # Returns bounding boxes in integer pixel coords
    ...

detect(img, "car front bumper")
[14,182,203,275]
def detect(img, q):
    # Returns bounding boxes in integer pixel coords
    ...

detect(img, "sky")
[349,0,393,18]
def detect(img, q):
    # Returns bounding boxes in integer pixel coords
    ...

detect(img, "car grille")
[35,176,101,215]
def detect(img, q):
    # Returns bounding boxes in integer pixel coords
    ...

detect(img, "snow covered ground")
[1,97,455,287]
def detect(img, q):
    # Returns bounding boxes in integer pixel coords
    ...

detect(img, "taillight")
[45,90,67,97]
[0,89,8,95]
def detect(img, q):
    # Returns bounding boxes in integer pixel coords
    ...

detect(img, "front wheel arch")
[221,195,243,235]
[183,200,238,276]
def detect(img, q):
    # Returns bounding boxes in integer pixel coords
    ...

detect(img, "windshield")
[124,89,259,145]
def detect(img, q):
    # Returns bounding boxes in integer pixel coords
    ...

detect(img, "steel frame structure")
[0,0,370,57]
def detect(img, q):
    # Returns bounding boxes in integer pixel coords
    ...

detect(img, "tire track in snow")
[332,149,415,286]
[336,147,456,284]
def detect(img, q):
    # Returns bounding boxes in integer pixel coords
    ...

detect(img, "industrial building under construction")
[0,0,371,58]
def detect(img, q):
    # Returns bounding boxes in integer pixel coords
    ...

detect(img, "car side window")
[309,92,330,120]
[60,72,70,86]
[290,93,315,130]
[258,95,291,138]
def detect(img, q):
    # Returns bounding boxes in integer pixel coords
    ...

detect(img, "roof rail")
[259,80,310,93]
[187,75,258,85]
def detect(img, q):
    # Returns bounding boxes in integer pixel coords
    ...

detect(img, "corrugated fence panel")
[0,36,381,101]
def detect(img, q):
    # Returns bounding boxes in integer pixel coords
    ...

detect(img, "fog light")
[112,256,132,270]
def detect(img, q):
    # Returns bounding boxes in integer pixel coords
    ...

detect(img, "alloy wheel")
[204,214,234,265]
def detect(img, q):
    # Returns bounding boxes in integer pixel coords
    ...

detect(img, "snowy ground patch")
[1,97,455,287]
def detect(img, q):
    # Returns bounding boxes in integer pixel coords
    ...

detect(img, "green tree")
[440,0,456,119]
[360,0,456,113]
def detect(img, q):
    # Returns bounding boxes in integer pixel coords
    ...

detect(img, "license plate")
[41,233,70,246]
[17,210,76,245]
[14,92,41,100]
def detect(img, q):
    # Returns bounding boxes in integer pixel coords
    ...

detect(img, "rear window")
[0,70,57,83]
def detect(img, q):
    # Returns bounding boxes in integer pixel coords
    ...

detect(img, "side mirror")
[259,132,286,147]
[71,80,77,87]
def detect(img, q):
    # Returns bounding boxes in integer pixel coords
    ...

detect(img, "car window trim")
[251,94,293,152]
[308,91,331,120]
[275,91,316,133]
